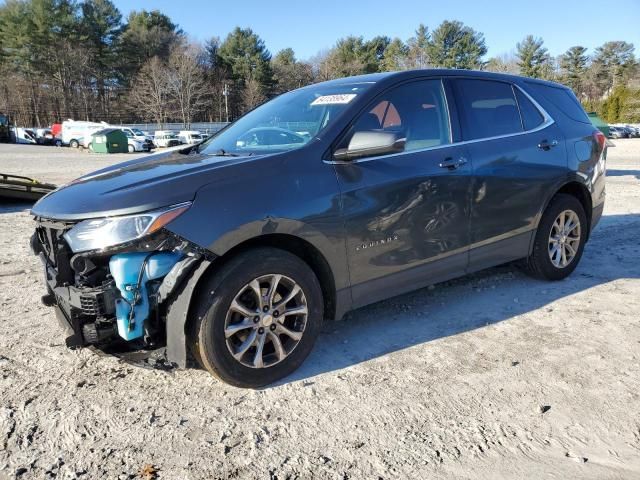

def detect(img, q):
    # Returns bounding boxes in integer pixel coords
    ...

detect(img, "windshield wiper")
[210,148,241,157]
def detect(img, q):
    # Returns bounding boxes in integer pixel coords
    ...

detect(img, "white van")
[120,127,153,143]
[62,120,108,148]
[153,130,182,148]
[178,130,204,145]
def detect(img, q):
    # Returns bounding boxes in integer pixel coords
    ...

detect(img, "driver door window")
[342,79,451,157]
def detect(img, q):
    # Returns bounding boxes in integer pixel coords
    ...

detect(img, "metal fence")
[114,122,230,135]
[113,121,319,135]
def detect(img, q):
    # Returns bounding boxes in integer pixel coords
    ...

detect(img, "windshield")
[132,128,145,136]
[200,83,372,155]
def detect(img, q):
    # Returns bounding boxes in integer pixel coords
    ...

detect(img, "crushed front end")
[31,204,213,368]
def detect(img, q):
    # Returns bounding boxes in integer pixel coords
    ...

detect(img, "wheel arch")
[555,181,593,236]
[190,233,338,326]
[534,180,593,250]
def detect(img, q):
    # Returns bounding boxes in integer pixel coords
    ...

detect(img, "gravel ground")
[0,141,639,480]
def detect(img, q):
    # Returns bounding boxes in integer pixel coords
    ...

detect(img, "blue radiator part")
[109,251,183,341]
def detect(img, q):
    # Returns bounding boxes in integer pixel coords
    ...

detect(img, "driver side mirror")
[334,131,406,161]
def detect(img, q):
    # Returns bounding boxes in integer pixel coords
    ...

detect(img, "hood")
[31,148,265,221]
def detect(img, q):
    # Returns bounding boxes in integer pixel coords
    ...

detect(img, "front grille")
[80,295,102,316]
[78,284,117,317]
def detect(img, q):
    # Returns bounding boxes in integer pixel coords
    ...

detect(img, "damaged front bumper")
[32,222,213,369]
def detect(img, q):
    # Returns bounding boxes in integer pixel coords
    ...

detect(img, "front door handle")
[538,139,558,151]
[439,156,468,170]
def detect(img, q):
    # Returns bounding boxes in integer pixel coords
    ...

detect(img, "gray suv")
[31,70,607,387]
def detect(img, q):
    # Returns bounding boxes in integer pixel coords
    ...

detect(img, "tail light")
[593,130,606,157]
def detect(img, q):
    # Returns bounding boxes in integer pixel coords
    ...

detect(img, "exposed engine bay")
[31,217,212,367]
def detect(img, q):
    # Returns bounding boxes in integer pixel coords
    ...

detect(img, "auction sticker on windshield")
[311,94,357,106]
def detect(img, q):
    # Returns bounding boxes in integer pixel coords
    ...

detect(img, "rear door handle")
[538,139,558,151]
[439,157,468,170]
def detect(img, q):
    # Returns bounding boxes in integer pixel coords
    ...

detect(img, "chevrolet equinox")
[31,70,607,387]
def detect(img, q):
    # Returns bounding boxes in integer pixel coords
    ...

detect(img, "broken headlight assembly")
[33,201,205,360]
[63,202,191,253]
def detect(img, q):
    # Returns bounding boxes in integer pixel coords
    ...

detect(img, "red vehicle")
[50,123,63,146]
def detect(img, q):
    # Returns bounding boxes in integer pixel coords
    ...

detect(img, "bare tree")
[242,77,265,110]
[128,56,171,127]
[167,43,209,127]
[485,52,520,74]
[311,47,364,81]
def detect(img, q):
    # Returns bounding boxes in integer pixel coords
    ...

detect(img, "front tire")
[128,144,135,153]
[69,139,79,148]
[525,193,587,280]
[189,247,323,388]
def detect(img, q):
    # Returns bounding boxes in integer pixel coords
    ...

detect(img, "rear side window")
[525,82,590,124]
[454,79,523,140]
[515,88,545,130]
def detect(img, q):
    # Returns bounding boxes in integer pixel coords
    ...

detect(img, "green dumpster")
[587,112,610,138]
[91,128,128,153]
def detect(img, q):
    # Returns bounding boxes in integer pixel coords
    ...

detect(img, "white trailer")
[61,120,108,148]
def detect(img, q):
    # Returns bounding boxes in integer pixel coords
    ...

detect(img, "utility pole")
[223,83,230,123]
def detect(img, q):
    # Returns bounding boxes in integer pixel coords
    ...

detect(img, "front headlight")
[63,202,191,253]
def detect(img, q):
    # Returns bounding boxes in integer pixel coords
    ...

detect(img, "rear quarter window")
[514,89,545,130]
[525,82,591,124]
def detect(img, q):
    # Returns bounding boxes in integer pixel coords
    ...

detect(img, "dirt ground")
[0,141,639,480]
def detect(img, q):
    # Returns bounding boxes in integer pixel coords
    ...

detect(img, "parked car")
[119,128,155,152]
[178,130,205,145]
[154,130,182,147]
[120,127,153,142]
[31,70,607,387]
[609,126,629,139]
[50,123,63,146]
[14,127,37,144]
[31,128,54,145]
[126,137,154,153]
[0,113,10,143]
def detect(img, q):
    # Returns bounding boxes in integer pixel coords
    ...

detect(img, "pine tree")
[559,46,588,94]
[428,21,487,70]
[406,24,430,68]
[218,27,275,115]
[380,38,408,71]
[516,35,551,78]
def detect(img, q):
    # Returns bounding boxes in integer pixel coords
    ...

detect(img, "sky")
[112,0,640,60]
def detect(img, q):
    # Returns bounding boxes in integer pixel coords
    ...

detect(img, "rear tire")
[525,193,587,281]
[69,139,79,148]
[189,247,323,388]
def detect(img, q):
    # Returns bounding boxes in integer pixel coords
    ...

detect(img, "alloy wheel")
[224,274,308,368]
[548,210,581,268]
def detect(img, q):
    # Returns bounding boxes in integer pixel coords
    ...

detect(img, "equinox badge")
[356,234,399,252]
